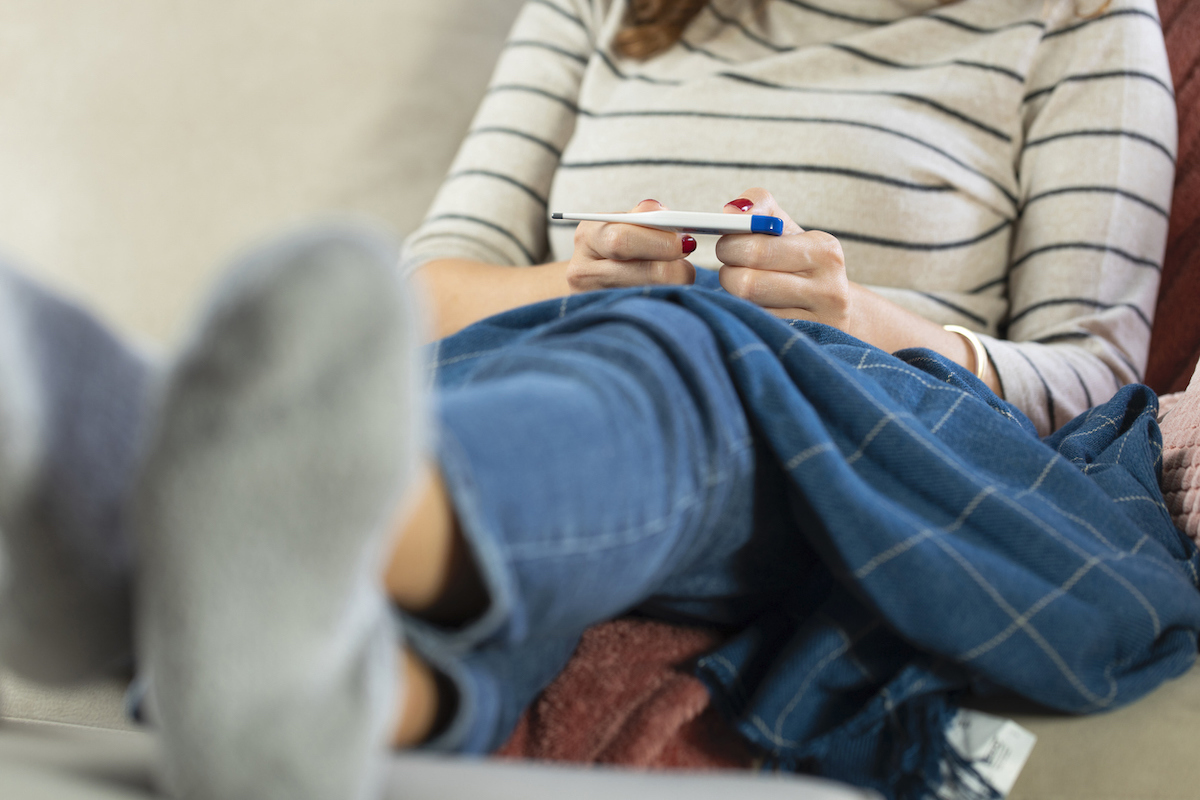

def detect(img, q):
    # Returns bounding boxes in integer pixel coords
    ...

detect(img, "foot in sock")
[131,224,425,799]
[0,263,151,683]
[1161,361,1200,546]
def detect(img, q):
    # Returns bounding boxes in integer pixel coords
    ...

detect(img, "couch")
[1,2,1198,799]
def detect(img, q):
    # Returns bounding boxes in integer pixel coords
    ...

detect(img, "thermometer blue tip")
[750,215,784,236]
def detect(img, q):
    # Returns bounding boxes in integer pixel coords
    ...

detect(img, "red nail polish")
[725,198,754,212]
[681,235,697,254]
[641,199,660,206]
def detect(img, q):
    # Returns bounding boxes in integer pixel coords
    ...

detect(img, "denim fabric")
[407,280,1200,799]
[407,295,819,753]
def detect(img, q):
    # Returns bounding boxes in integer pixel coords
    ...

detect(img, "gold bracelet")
[943,324,989,381]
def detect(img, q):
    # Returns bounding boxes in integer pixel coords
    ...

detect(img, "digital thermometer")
[551,210,784,236]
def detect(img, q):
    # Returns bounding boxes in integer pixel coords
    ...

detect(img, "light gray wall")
[0,0,525,344]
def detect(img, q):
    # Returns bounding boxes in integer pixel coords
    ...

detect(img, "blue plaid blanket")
[434,278,1200,799]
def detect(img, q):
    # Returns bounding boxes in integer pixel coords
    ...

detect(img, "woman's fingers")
[576,257,696,289]
[582,220,692,263]
[715,229,844,275]
[567,198,696,292]
[717,234,850,330]
[718,264,833,311]
[716,188,852,330]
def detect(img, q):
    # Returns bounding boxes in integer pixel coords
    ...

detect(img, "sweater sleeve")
[981,0,1175,435]
[399,0,598,273]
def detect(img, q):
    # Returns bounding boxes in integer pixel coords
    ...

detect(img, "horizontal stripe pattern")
[557,157,960,192]
[402,0,1174,435]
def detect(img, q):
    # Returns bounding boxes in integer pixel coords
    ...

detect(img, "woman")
[0,2,1194,800]
[406,0,1164,436]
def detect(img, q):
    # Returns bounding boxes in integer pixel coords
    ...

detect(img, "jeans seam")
[507,443,752,562]
[507,483,710,561]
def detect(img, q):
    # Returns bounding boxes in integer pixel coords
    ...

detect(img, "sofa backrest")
[1149,0,1200,394]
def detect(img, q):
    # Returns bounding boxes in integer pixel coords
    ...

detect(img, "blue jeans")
[403,295,815,753]
[399,278,1200,797]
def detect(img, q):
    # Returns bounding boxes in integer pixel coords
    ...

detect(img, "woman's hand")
[715,188,855,335]
[566,199,697,292]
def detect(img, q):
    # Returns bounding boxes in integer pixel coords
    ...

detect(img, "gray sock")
[0,263,151,683]
[131,224,425,800]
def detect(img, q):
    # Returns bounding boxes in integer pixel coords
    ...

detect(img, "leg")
[385,466,487,628]
[385,466,485,747]
[387,295,773,754]
[0,261,151,683]
[135,236,766,794]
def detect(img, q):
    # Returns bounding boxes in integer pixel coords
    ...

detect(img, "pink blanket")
[496,618,754,768]
[1162,370,1200,546]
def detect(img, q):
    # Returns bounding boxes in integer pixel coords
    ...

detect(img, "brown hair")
[613,0,1115,61]
[613,0,711,60]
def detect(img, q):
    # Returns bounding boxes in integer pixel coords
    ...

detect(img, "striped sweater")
[401,0,1176,435]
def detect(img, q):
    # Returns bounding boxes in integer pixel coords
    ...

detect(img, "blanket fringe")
[758,694,1001,800]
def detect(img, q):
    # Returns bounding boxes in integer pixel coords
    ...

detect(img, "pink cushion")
[1161,366,1200,545]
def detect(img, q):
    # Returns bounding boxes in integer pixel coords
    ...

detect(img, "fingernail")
[725,198,754,212]
[681,235,697,254]
[641,198,660,206]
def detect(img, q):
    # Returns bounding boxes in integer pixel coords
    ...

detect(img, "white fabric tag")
[938,709,1037,799]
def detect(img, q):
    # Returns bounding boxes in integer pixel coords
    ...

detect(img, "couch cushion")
[0,720,878,800]
[992,662,1200,800]
[0,670,131,732]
